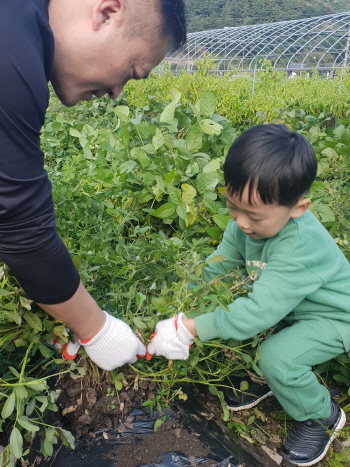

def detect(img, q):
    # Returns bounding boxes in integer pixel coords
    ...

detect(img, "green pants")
[258,319,345,421]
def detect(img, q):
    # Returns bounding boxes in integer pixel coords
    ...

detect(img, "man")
[0,0,186,370]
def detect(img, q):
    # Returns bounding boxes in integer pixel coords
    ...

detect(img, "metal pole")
[252,64,257,98]
[249,64,258,128]
[335,66,344,129]
[344,24,350,68]
[338,66,344,95]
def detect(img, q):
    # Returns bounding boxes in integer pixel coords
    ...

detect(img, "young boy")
[147,124,350,466]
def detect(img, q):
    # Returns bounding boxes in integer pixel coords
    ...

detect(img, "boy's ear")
[290,198,311,219]
[92,0,125,31]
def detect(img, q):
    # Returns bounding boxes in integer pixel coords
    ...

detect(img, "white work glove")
[146,312,194,361]
[79,311,146,371]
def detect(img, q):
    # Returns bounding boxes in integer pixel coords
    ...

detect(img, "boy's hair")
[223,124,317,207]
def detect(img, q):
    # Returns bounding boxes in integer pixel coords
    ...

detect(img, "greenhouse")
[162,12,350,74]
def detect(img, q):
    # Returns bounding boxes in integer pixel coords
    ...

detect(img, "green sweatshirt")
[194,210,350,350]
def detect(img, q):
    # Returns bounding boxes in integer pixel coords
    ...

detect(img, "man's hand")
[146,312,195,360]
[44,332,81,360]
[80,311,146,371]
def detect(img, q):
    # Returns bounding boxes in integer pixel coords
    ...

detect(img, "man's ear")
[91,0,126,31]
[290,198,311,219]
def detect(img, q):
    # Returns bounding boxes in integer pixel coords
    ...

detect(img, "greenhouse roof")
[163,12,350,72]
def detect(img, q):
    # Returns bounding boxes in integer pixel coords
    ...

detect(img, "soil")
[53,371,217,467]
[106,420,214,467]
[52,368,350,467]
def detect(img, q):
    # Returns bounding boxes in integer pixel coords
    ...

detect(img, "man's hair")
[160,0,186,52]
[126,0,186,53]
[224,124,317,207]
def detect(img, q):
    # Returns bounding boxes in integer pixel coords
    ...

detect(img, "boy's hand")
[146,313,195,360]
[79,311,146,371]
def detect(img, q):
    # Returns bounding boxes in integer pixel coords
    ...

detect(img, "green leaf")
[178,393,188,401]
[317,160,329,177]
[196,172,220,194]
[136,150,150,168]
[209,385,218,396]
[204,199,218,214]
[169,88,181,103]
[218,390,230,421]
[43,439,54,457]
[69,128,81,138]
[213,214,231,231]
[167,185,182,205]
[136,293,146,308]
[120,125,130,147]
[203,158,221,174]
[160,102,176,124]
[114,380,123,391]
[46,427,57,443]
[151,296,170,314]
[332,374,348,383]
[114,105,130,123]
[240,381,249,391]
[58,428,75,449]
[206,255,227,264]
[119,160,137,174]
[26,399,36,417]
[154,416,166,432]
[133,316,148,330]
[188,102,201,120]
[194,337,203,347]
[14,386,28,400]
[83,143,93,159]
[206,226,223,239]
[164,169,176,184]
[321,147,337,158]
[181,184,197,204]
[151,203,176,219]
[199,91,216,117]
[176,202,187,220]
[2,392,15,419]
[20,296,32,310]
[334,124,346,138]
[217,300,230,312]
[8,367,20,378]
[23,311,42,332]
[309,203,335,223]
[199,119,223,135]
[0,289,10,296]
[18,417,39,432]
[38,342,52,359]
[39,398,48,412]
[152,129,164,151]
[251,362,263,376]
[10,427,23,459]
[185,126,203,152]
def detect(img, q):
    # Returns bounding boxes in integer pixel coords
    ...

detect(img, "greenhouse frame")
[162,12,350,74]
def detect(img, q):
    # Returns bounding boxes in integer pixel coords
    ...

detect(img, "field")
[1,66,350,466]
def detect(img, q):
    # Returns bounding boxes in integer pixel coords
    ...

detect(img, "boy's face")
[225,184,310,240]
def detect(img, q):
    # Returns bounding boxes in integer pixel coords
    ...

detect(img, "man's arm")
[39,280,146,370]
[38,280,106,340]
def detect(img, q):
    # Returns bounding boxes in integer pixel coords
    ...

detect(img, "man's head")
[223,124,317,240]
[48,0,186,106]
